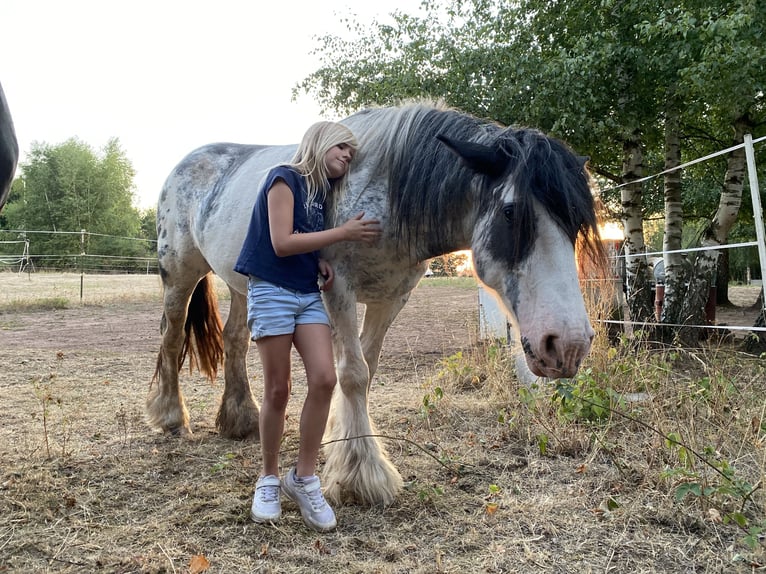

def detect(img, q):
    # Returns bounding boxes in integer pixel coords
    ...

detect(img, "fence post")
[80,229,86,302]
[744,134,766,313]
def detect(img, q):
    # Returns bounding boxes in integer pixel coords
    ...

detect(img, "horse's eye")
[503,205,514,223]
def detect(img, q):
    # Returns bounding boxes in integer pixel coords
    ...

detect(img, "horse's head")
[438,130,605,379]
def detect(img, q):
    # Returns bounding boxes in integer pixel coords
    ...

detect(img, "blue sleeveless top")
[234,166,325,293]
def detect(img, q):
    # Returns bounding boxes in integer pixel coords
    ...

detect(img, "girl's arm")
[267,181,381,257]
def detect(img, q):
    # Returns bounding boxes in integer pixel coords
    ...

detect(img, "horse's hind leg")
[216,287,260,439]
[147,280,198,435]
[322,288,406,506]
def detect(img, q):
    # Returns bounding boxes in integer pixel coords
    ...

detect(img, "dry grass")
[0,272,232,310]
[2,274,766,572]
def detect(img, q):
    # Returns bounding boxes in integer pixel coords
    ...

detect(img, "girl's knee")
[310,370,337,396]
[263,380,291,409]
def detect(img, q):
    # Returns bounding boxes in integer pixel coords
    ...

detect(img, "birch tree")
[638,2,765,342]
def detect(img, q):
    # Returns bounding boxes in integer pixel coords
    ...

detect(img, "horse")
[0,82,19,212]
[149,101,604,506]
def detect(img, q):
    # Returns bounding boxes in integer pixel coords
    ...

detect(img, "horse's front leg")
[322,286,403,506]
[360,297,410,381]
[216,288,260,439]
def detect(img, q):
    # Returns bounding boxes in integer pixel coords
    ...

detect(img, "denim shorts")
[246,277,330,340]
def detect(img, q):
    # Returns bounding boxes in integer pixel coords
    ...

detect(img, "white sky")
[1,0,424,209]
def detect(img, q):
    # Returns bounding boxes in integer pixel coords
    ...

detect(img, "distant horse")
[150,101,604,505]
[0,82,19,211]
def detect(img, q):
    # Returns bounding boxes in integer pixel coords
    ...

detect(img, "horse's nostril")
[544,334,557,355]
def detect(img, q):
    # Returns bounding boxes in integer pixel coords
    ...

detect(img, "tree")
[136,207,159,265]
[140,207,158,243]
[1,137,144,265]
[297,0,766,340]
[428,252,469,277]
[298,0,668,324]
[636,2,766,342]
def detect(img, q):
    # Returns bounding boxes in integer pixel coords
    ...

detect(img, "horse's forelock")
[505,131,600,241]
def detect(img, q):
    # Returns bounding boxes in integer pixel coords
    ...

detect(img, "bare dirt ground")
[0,277,763,573]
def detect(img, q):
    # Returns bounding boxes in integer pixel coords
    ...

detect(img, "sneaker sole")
[250,509,281,523]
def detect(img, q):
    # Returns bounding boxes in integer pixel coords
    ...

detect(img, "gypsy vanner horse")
[149,101,604,505]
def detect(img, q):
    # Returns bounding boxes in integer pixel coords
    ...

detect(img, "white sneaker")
[282,468,337,532]
[251,474,281,523]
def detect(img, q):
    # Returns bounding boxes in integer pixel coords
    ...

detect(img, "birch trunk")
[716,250,730,305]
[682,118,749,343]
[659,107,685,341]
[620,131,653,325]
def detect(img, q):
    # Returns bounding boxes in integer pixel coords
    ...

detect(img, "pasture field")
[1,272,765,573]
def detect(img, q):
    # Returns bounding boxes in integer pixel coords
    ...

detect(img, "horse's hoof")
[218,425,259,441]
[166,426,193,437]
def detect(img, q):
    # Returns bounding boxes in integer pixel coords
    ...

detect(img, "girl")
[234,121,381,532]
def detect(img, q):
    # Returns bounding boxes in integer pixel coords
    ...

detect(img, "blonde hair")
[288,121,358,211]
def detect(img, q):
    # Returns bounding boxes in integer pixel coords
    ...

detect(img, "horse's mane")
[344,101,603,262]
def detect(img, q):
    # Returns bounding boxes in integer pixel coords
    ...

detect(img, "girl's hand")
[342,212,382,244]
[319,258,334,291]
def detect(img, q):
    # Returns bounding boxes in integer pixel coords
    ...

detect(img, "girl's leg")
[254,334,294,476]
[292,323,336,477]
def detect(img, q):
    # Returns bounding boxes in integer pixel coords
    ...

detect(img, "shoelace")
[257,484,280,503]
[301,481,328,512]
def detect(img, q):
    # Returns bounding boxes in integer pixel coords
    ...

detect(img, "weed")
[662,436,760,540]
[440,350,474,380]
[421,385,444,423]
[31,375,71,458]
[403,480,445,504]
[211,452,237,474]
[552,369,623,424]
[485,483,501,514]
[115,403,131,448]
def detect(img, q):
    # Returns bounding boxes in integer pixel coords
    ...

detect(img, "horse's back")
[157,142,296,291]
[160,143,264,212]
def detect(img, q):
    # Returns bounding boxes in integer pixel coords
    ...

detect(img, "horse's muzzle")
[522,331,594,379]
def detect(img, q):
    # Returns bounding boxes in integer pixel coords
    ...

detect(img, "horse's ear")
[436,134,505,177]
[578,155,590,167]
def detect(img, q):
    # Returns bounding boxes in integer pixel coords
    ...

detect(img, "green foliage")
[536,433,549,456]
[139,207,158,243]
[403,480,445,504]
[210,452,237,474]
[661,435,762,548]
[5,138,137,232]
[438,351,473,380]
[552,368,622,424]
[0,138,154,267]
[298,0,764,209]
[421,385,444,420]
[465,315,766,550]
[428,252,469,277]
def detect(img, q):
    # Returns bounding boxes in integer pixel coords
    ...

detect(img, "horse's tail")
[181,273,225,381]
[152,273,225,385]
